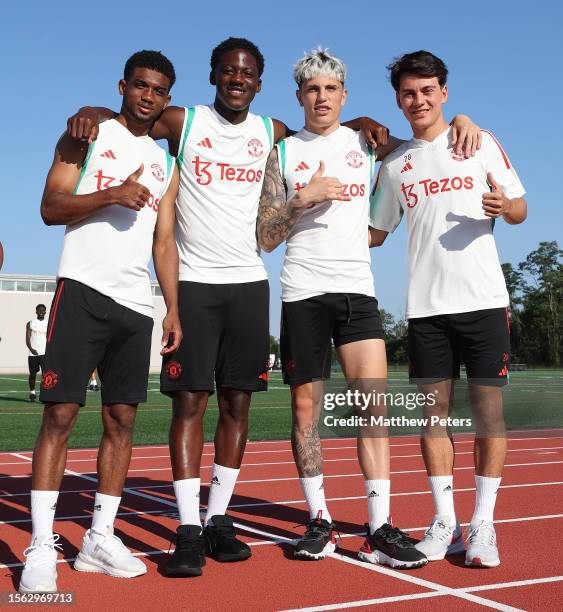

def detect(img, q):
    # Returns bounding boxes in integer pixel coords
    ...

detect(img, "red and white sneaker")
[465,520,500,567]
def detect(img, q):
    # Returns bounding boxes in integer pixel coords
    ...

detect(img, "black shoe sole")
[164,557,206,578]
[206,549,252,562]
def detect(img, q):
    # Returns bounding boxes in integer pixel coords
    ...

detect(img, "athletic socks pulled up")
[90,492,121,534]
[364,479,390,533]
[173,478,201,526]
[299,474,331,522]
[30,490,59,540]
[471,475,501,525]
[428,475,456,526]
[204,464,240,527]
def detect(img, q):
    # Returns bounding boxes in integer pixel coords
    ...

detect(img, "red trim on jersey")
[47,280,65,343]
[371,166,382,196]
[505,307,510,333]
[482,130,511,170]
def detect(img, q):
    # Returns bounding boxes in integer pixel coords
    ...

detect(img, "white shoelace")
[425,520,455,542]
[92,532,131,558]
[23,534,62,566]
[467,521,496,547]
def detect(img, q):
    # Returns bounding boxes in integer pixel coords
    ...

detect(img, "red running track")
[0,432,562,611]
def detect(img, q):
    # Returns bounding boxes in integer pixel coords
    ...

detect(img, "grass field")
[0,369,561,451]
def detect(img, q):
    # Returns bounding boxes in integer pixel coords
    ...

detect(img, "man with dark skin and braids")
[68,38,480,577]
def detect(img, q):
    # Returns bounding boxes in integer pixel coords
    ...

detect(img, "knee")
[41,406,77,440]
[172,392,207,423]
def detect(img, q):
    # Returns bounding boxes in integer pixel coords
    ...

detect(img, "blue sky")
[2,0,561,334]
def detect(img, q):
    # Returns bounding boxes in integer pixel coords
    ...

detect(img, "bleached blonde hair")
[293,47,347,86]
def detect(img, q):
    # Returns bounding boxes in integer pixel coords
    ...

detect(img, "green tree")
[269,335,280,358]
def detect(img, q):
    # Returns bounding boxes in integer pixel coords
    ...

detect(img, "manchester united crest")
[41,370,59,390]
[346,150,363,168]
[166,360,182,380]
[248,138,264,158]
[151,163,165,182]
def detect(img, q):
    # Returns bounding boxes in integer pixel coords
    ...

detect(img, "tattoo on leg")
[292,422,323,477]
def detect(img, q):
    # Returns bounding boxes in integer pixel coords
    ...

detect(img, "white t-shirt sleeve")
[481,130,526,199]
[369,162,403,232]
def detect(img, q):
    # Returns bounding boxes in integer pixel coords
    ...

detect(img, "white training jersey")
[277,126,377,302]
[175,105,274,283]
[28,318,47,356]
[370,128,525,319]
[57,119,175,317]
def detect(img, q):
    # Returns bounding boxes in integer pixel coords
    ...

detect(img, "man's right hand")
[31,349,38,356]
[292,161,351,209]
[110,165,149,211]
[67,107,100,144]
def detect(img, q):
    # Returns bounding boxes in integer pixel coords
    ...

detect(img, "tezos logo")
[151,163,165,182]
[346,150,363,168]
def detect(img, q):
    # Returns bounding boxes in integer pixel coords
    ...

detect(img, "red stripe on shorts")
[47,280,65,343]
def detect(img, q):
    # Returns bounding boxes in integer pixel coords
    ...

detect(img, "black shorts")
[408,307,510,386]
[161,280,270,395]
[281,293,384,385]
[40,278,153,406]
[28,355,46,376]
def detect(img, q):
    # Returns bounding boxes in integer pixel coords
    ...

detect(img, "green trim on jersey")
[164,151,175,193]
[277,140,287,177]
[177,106,196,169]
[73,142,94,195]
[262,116,273,150]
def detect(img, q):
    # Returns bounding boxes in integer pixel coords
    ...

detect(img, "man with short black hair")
[26,304,47,402]
[19,50,181,593]
[371,50,527,568]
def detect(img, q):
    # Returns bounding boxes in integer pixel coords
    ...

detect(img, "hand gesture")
[111,165,150,211]
[295,161,351,208]
[482,172,511,218]
[67,108,99,144]
[358,117,389,150]
[160,311,182,356]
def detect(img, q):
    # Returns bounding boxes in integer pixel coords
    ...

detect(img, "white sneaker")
[415,516,464,561]
[74,528,146,578]
[19,534,62,593]
[465,520,500,567]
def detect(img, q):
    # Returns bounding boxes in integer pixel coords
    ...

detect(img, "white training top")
[28,318,47,356]
[175,105,274,283]
[58,119,175,317]
[277,125,377,302]
[370,128,525,319]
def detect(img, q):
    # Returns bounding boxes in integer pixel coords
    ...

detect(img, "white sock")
[428,475,456,525]
[30,390,36,396]
[364,479,390,533]
[471,475,501,525]
[31,490,59,540]
[204,464,240,526]
[299,475,331,522]
[90,492,121,535]
[173,478,201,526]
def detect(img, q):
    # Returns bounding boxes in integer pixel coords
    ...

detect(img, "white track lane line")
[278,575,563,611]
[2,445,560,467]
[3,459,563,481]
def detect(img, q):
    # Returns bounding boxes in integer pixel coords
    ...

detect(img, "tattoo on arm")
[257,149,302,251]
[292,422,323,478]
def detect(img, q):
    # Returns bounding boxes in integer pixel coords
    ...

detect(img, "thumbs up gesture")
[292,161,351,210]
[111,164,150,211]
[482,172,511,218]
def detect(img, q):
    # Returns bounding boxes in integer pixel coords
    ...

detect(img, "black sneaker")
[203,515,251,562]
[29,393,36,402]
[358,523,427,569]
[294,512,336,560]
[165,525,206,577]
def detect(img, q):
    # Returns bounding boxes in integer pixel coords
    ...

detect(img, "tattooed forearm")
[291,422,323,478]
[257,148,304,252]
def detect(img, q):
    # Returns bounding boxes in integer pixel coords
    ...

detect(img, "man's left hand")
[482,172,511,218]
[358,117,389,149]
[160,311,182,355]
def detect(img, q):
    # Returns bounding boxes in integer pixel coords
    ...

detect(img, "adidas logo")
[319,483,324,490]
[50,503,57,510]
[400,161,413,173]
[211,476,220,485]
[443,485,452,492]
[100,150,116,159]
[294,161,309,172]
[197,137,212,148]
[94,504,102,511]
[368,490,379,498]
